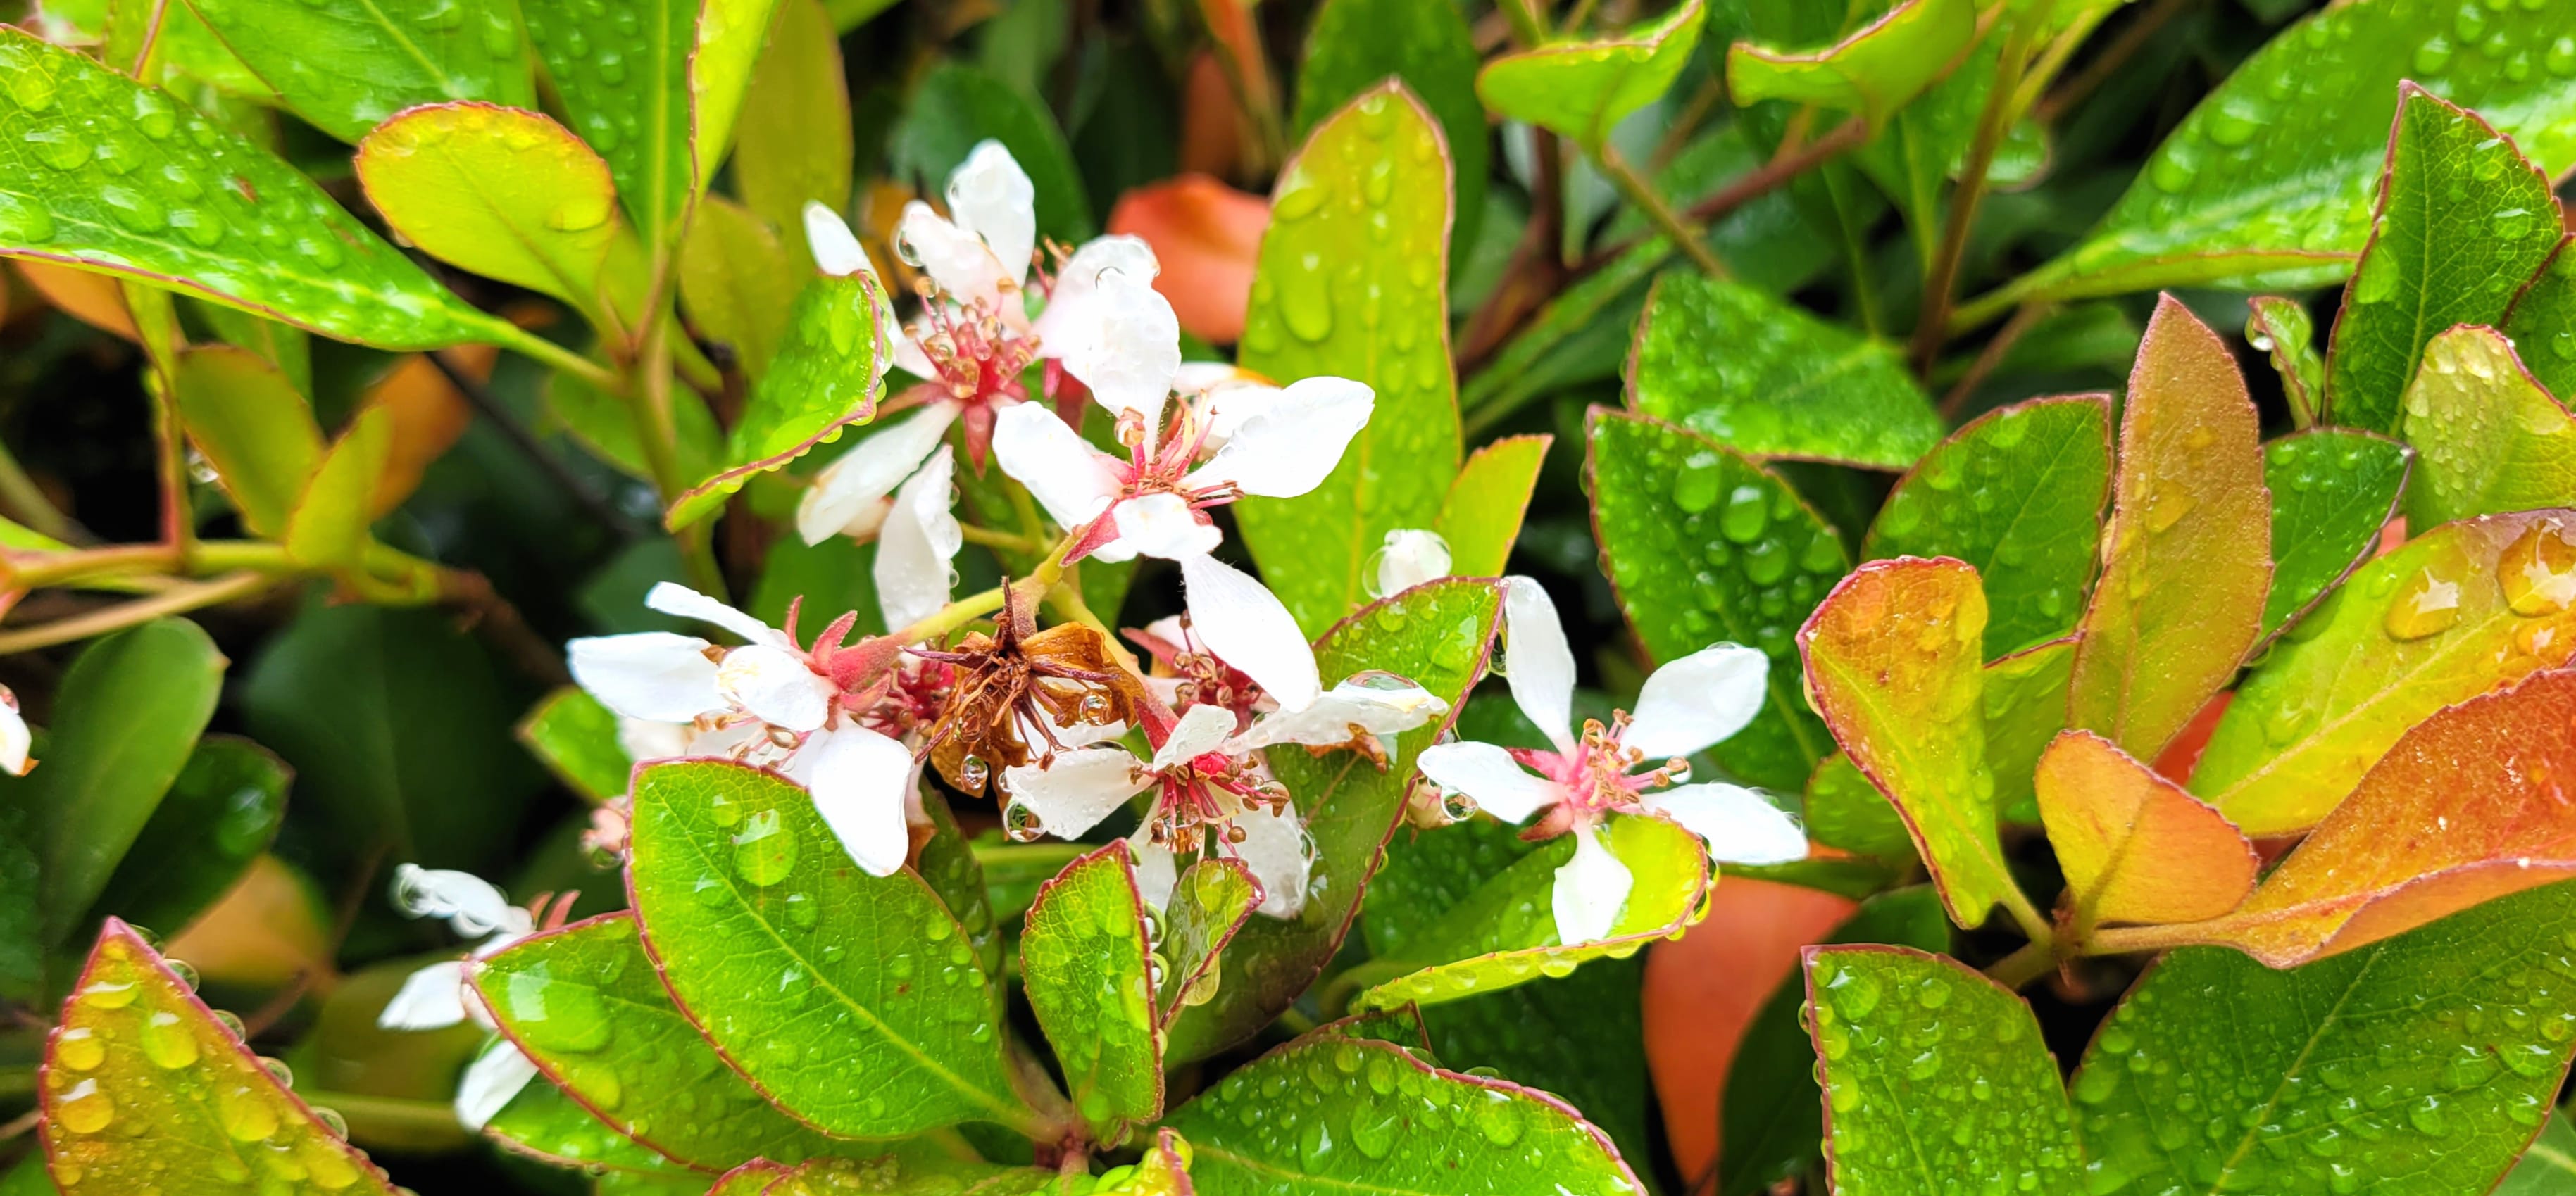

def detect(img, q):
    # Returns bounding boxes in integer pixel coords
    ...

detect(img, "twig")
[1457,135,1568,372]
[1984,939,2056,989]
[0,1106,38,1143]
[0,570,271,655]
[1592,144,1727,277]
[236,969,319,1040]
[1577,115,1869,277]
[420,351,646,542]
[1908,11,2046,374]
[436,568,569,686]
[1937,301,2051,419]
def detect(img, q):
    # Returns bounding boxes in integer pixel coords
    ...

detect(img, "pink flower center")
[1508,713,1689,819]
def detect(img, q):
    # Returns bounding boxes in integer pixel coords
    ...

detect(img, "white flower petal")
[946,140,1037,289]
[1502,577,1577,753]
[1235,804,1312,919]
[992,403,1122,529]
[802,201,877,279]
[455,1041,542,1133]
[0,697,28,776]
[801,727,918,877]
[1033,235,1160,351]
[615,717,692,764]
[1373,529,1452,598]
[391,864,530,940]
[1110,492,1222,560]
[1128,829,1177,911]
[1551,826,1633,947]
[1224,674,1448,753]
[1414,741,1560,823]
[1640,783,1809,865]
[1623,644,1769,760]
[1186,375,1373,498]
[1180,553,1320,712]
[892,329,939,381]
[715,644,833,732]
[999,747,1151,839]
[897,199,1008,310]
[1151,703,1240,769]
[377,959,468,1031]
[874,446,963,629]
[1063,270,1181,434]
[796,401,961,546]
[568,633,723,724]
[645,582,789,649]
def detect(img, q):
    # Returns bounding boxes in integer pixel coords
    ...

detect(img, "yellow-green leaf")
[170,344,322,539]
[1433,434,1549,579]
[1477,0,1703,148]
[178,0,534,141]
[283,406,392,569]
[733,0,849,266]
[356,104,621,314]
[1725,0,1975,125]
[678,196,798,378]
[1021,843,1161,1136]
[2034,730,2256,929]
[2399,325,2576,527]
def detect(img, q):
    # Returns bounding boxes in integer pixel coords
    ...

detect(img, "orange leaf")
[358,346,493,517]
[2035,729,2256,929]
[2068,294,2272,761]
[14,260,136,341]
[1107,175,1270,345]
[2127,667,2576,967]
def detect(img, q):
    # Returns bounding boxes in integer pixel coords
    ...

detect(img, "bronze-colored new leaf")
[2034,730,2257,931]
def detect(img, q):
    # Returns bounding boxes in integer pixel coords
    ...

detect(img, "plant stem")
[958,524,1040,555]
[0,439,81,544]
[1496,0,1546,47]
[1984,939,2056,989]
[0,571,272,655]
[2001,886,2056,950]
[632,322,689,504]
[298,1089,475,1147]
[1591,144,1728,278]
[2034,0,2196,125]
[1908,6,2046,374]
[494,324,621,392]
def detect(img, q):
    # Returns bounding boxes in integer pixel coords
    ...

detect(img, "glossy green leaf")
[192,300,313,412]
[1163,1033,1646,1194]
[516,687,631,804]
[1022,843,1161,1135]
[626,760,1025,1137]
[1717,889,1948,1196]
[1415,959,1655,1172]
[1234,84,1461,637]
[1629,272,1944,470]
[679,195,798,378]
[1165,579,1501,1063]
[892,63,1092,244]
[762,1157,1072,1195]
[734,0,851,266]
[1800,559,2012,930]
[2263,427,2411,640]
[0,794,41,1002]
[1725,0,1974,125]
[687,0,780,196]
[668,270,890,529]
[1588,410,1849,789]
[41,919,401,1195]
[1862,396,2111,657]
[283,405,391,569]
[2072,881,2576,1196]
[1294,0,1487,248]
[0,30,512,350]
[170,344,323,539]
[2193,509,2576,834]
[1802,753,1916,863]
[1804,946,2081,1195]
[748,531,881,633]
[1433,435,1549,580]
[474,912,851,1169]
[2018,0,2576,302]
[2505,239,2576,401]
[2247,296,2324,427]
[1353,812,1708,1010]
[356,103,620,313]
[2497,1109,2576,1195]
[520,0,680,239]
[1363,776,1544,960]
[1982,636,2075,825]
[1476,0,1703,148]
[30,619,224,946]
[2324,87,2562,432]
[77,736,286,942]
[484,1070,696,1181]
[913,788,1004,978]
[179,0,534,141]
[706,1162,794,1195]
[2068,296,2272,762]
[2401,325,2576,526]
[1156,857,1258,1021]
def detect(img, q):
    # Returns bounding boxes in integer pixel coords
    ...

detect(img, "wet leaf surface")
[2398,325,2576,527]
[2034,731,2256,929]
[669,270,889,529]
[1294,0,1487,248]
[1434,435,1550,580]
[2261,428,2411,641]
[1724,0,1975,125]
[356,104,621,315]
[182,0,534,141]
[515,686,631,805]
[1475,0,1703,148]
[1021,843,1161,1135]
[2505,239,2576,402]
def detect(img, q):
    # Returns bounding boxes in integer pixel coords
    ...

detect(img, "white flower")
[1127,798,1313,921]
[456,1039,543,1134]
[1413,578,1806,946]
[872,443,964,631]
[1223,671,1451,762]
[1370,529,1452,598]
[375,866,542,1131]
[0,684,31,776]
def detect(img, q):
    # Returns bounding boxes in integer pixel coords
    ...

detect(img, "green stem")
[493,324,622,392]
[1497,0,1546,46]
[958,524,1041,555]
[1908,4,2047,373]
[0,439,80,544]
[296,1089,474,1147]
[1983,940,2056,990]
[1591,144,1727,278]
[0,571,273,655]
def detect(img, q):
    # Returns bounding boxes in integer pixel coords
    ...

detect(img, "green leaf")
[31,619,225,946]
[1353,812,1708,1010]
[484,1067,700,1181]
[761,1157,1073,1195]
[1724,0,1975,125]
[913,788,1005,978]
[1588,410,1848,790]
[1363,800,1541,960]
[2192,509,2576,835]
[1717,889,1947,1196]
[42,919,401,1195]
[734,0,851,266]
[1156,857,1258,1021]
[170,344,323,539]
[282,405,392,569]
[2071,880,2576,1196]
[748,529,881,633]
[2017,0,2576,302]
[1802,753,1917,863]
[625,760,1026,1137]
[2324,87,2563,433]
[1475,0,1703,149]
[1162,1033,1647,1193]
[475,912,853,1169]
[545,363,726,487]
[2498,1109,2576,1195]
[2505,239,2576,403]
[1804,945,2080,1194]
[1165,579,1501,1062]
[892,63,1093,245]
[177,0,534,141]
[668,270,891,529]
[2263,427,2411,640]
[2247,296,2324,427]
[679,195,798,378]
[1982,636,2075,825]
[0,795,39,1002]
[0,30,513,350]
[1629,272,1944,470]
[1799,559,2013,930]
[355,103,621,314]
[193,301,313,405]
[1861,396,2111,657]
[515,687,632,804]
[1234,84,1462,637]
[1022,843,1161,1135]
[706,1162,794,1195]
[1293,0,1487,248]
[686,0,780,202]
[1414,958,1656,1176]
[77,736,286,943]
[525,0,774,243]
[2400,325,2576,526]
[1433,435,1549,580]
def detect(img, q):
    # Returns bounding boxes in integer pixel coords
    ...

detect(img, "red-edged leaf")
[2034,730,2256,931]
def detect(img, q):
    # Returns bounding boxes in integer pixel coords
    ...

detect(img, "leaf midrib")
[2204,950,2384,1193]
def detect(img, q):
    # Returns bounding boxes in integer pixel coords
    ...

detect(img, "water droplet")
[2384,567,2464,640]
[25,124,87,171]
[6,67,58,112]
[142,1009,200,1069]
[80,979,137,1009]
[2500,522,2576,616]
[1281,260,1333,343]
[56,1079,113,1133]
[732,808,796,886]
[1672,453,1721,513]
[54,1027,103,1071]
[1720,485,1769,543]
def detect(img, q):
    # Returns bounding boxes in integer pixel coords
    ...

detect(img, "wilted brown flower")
[912,588,1147,794]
